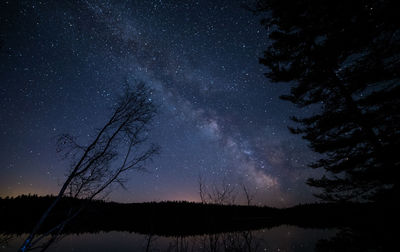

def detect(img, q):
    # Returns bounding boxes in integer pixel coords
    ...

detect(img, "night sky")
[0,0,320,207]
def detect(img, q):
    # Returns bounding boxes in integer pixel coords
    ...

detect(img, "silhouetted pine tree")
[257,0,399,202]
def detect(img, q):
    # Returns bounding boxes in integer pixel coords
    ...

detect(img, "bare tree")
[19,82,159,251]
[241,183,255,206]
[198,174,207,204]
[197,176,262,252]
[198,175,236,205]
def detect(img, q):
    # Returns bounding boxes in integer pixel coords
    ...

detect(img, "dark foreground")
[0,195,396,251]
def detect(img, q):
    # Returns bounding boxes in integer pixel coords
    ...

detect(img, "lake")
[1,225,336,251]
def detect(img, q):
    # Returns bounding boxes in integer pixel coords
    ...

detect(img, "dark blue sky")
[0,0,320,207]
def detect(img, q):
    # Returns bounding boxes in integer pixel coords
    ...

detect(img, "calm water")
[1,226,336,251]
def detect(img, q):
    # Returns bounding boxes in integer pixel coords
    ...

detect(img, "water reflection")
[315,226,394,252]
[1,226,336,252]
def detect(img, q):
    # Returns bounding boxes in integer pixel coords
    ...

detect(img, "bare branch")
[19,81,159,252]
[241,183,255,206]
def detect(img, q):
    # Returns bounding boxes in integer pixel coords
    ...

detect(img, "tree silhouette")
[198,175,237,205]
[19,82,159,251]
[256,0,399,202]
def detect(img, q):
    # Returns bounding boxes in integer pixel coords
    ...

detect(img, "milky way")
[0,0,320,207]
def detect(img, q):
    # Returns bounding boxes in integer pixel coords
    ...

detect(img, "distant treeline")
[0,195,393,236]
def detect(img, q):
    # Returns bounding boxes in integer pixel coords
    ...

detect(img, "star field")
[0,0,320,207]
